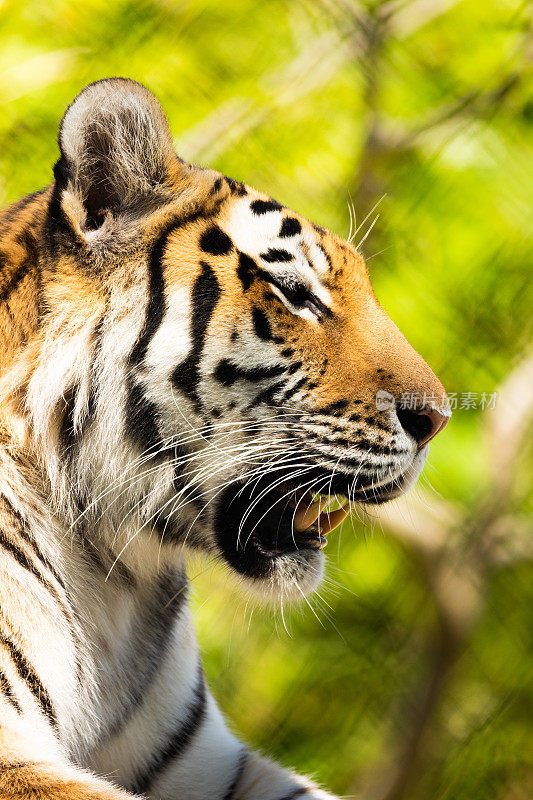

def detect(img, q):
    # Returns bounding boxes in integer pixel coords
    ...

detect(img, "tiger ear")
[57,78,181,230]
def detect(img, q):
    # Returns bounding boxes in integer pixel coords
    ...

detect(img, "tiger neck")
[0,188,193,602]
[0,415,183,576]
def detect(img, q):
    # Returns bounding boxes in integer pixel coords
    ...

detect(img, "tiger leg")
[0,728,139,800]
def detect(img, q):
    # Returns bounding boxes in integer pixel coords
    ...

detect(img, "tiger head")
[6,79,450,599]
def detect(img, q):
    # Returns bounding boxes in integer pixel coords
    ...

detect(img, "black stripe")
[222,749,248,800]
[0,670,22,713]
[124,380,163,455]
[0,231,38,301]
[102,569,188,742]
[76,524,137,589]
[82,313,107,431]
[58,384,79,463]
[0,530,62,601]
[317,242,333,271]
[131,665,206,794]
[129,223,173,366]
[276,787,310,800]
[0,261,30,304]
[251,307,283,344]
[0,632,56,727]
[1,501,84,682]
[260,248,294,263]
[16,229,40,262]
[45,172,84,259]
[250,199,282,214]
[237,251,256,290]
[225,177,247,196]
[316,400,349,416]
[199,225,233,256]
[171,261,221,410]
[282,375,308,401]
[279,217,301,238]
[211,177,223,194]
[16,527,66,592]
[0,190,45,233]
[214,359,285,387]
[287,361,303,375]
[44,177,63,259]
[252,307,273,341]
[247,379,286,409]
[1,501,66,591]
[295,431,400,467]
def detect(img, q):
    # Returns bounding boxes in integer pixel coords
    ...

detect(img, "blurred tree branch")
[351,352,533,800]
[176,0,476,168]
[318,0,532,230]
[175,29,352,163]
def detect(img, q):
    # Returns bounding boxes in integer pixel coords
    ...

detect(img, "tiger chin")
[0,79,450,800]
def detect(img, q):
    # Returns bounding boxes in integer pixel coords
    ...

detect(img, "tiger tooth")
[316,504,350,536]
[293,499,324,532]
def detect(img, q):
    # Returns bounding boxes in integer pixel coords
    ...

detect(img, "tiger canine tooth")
[293,498,324,532]
[316,504,350,535]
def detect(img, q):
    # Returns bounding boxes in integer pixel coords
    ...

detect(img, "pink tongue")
[293,497,349,535]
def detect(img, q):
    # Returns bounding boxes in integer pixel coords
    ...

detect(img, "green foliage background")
[0,1,531,798]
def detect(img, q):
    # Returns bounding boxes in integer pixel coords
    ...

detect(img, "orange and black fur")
[0,79,449,799]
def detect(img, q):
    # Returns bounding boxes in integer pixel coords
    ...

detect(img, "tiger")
[0,78,450,800]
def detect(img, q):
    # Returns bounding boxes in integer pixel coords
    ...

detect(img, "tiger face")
[7,79,450,599]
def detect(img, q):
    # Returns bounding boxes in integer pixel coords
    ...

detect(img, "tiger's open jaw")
[213,449,428,592]
[213,478,349,588]
[252,487,351,554]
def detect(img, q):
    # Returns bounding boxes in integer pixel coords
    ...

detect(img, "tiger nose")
[396,403,451,449]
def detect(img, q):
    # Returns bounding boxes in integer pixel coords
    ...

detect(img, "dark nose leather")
[396,404,450,449]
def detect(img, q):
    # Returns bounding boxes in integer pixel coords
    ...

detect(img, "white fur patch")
[145,284,192,381]
[224,197,332,317]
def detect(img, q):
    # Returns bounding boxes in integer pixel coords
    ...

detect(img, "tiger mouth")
[214,468,411,579]
[263,487,350,553]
